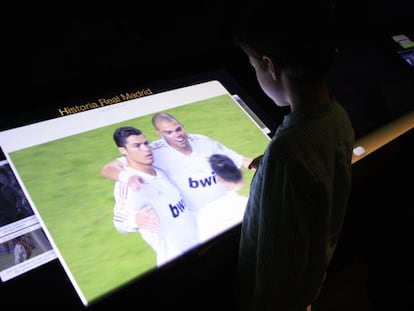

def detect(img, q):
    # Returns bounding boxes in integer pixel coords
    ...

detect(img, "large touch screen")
[0,79,270,306]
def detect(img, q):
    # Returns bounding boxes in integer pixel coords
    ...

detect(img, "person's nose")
[142,144,151,151]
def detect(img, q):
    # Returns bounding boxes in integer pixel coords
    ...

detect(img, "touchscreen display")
[0,79,271,306]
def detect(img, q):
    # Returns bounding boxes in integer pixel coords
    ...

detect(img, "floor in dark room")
[313,128,414,311]
[313,257,374,311]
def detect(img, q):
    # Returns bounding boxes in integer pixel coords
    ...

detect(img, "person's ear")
[216,175,224,184]
[262,55,278,81]
[118,146,127,156]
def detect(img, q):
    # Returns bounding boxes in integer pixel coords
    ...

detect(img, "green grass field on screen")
[8,94,270,304]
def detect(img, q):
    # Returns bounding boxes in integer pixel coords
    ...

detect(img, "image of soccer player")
[13,235,32,264]
[196,153,248,243]
[102,112,252,229]
[110,126,200,266]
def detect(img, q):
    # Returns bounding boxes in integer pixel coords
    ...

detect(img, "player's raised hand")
[135,205,160,233]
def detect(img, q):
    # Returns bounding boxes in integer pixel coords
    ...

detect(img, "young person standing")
[234,2,355,310]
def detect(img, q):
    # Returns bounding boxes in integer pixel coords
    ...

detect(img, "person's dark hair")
[113,126,143,147]
[235,0,336,82]
[209,154,242,183]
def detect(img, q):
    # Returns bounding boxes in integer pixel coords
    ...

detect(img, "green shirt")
[237,99,355,310]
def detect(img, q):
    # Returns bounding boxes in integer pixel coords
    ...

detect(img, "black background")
[12,1,414,128]
[16,1,413,116]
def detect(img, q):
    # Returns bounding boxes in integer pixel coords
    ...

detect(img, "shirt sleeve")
[205,135,244,168]
[113,182,139,233]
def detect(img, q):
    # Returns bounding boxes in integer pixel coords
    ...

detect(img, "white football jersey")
[113,167,199,266]
[151,134,244,214]
[197,191,247,243]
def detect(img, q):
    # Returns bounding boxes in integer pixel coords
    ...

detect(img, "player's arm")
[101,159,124,181]
[208,135,253,170]
[101,159,144,190]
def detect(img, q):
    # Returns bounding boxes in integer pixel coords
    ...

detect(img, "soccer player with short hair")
[196,153,248,242]
[102,113,252,228]
[111,126,199,266]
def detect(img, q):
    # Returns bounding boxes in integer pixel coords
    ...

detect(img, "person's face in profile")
[243,46,289,108]
[120,134,154,166]
[155,119,190,152]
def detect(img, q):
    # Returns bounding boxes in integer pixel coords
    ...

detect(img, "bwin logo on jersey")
[170,199,186,218]
[188,172,217,188]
